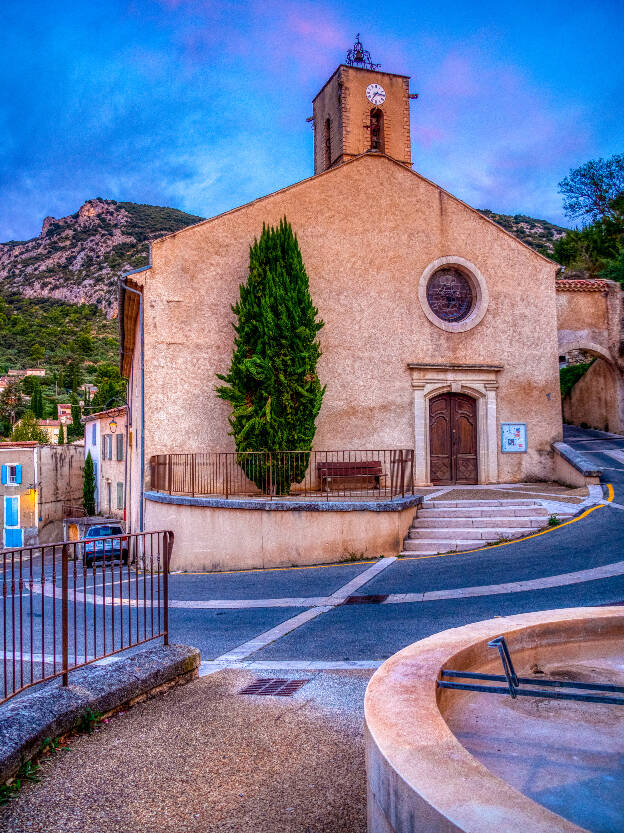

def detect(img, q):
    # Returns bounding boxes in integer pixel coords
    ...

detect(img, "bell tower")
[312,35,414,174]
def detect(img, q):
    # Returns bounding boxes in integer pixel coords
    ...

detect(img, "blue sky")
[2,0,623,241]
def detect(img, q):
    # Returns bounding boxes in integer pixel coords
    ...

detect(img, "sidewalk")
[0,669,370,833]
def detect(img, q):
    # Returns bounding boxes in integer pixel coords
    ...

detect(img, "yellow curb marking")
[607,483,615,502]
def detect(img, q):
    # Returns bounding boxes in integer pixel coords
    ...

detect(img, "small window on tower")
[324,118,331,168]
[370,108,384,152]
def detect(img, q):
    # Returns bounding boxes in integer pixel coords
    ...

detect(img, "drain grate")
[342,594,389,605]
[238,678,310,696]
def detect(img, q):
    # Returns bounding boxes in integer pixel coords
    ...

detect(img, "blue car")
[83,525,128,567]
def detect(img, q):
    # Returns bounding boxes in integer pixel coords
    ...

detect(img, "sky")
[1,0,623,241]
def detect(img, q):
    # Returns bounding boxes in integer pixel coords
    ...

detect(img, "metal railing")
[1,530,172,705]
[150,449,415,500]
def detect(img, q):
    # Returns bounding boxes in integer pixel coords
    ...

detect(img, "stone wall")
[563,358,622,433]
[144,494,420,571]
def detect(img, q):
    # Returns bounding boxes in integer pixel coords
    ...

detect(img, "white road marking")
[385,559,624,603]
[214,557,397,661]
[198,659,383,677]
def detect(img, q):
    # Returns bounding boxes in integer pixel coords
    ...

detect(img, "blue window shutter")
[1,465,6,485]
[15,465,21,484]
[5,527,23,548]
[5,497,18,527]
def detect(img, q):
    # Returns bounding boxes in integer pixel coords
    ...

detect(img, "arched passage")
[561,350,624,433]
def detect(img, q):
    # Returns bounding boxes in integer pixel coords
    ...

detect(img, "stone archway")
[561,348,624,433]
[556,279,624,433]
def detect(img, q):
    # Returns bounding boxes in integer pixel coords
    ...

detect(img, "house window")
[101,435,106,459]
[107,482,112,512]
[3,495,22,548]
[116,434,124,461]
[117,482,124,510]
[92,424,96,445]
[370,108,384,152]
[1,464,21,486]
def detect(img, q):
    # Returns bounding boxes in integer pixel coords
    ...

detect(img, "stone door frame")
[408,363,503,486]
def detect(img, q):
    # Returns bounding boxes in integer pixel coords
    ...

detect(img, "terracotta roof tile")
[555,279,609,292]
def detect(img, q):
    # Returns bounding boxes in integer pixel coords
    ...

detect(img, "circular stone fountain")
[364,607,624,833]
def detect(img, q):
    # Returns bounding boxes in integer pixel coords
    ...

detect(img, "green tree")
[83,451,96,516]
[10,411,49,443]
[58,422,65,445]
[30,382,44,418]
[602,247,624,284]
[88,363,126,412]
[29,343,45,366]
[75,331,93,356]
[559,153,624,223]
[0,379,24,427]
[217,218,325,494]
[67,398,82,441]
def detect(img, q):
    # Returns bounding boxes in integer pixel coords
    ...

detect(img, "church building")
[120,39,563,542]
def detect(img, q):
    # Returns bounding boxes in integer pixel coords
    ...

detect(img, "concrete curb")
[0,643,200,784]
[145,490,423,512]
[552,441,602,477]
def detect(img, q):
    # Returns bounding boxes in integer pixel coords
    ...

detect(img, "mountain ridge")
[0,199,568,321]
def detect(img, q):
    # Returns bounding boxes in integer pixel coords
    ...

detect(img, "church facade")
[120,53,562,538]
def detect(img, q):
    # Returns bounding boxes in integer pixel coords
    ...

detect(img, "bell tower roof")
[312,37,414,175]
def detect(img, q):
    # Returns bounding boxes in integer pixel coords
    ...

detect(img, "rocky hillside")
[0,199,567,322]
[0,199,204,317]
[478,210,567,257]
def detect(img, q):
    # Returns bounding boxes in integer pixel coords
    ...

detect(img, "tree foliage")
[83,451,96,516]
[560,361,594,399]
[554,163,624,283]
[87,364,126,413]
[0,380,24,428]
[10,411,49,443]
[558,153,624,224]
[217,218,325,494]
[58,422,65,445]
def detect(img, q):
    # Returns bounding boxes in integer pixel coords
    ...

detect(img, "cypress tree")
[58,423,65,445]
[31,383,44,418]
[217,218,325,494]
[83,451,96,516]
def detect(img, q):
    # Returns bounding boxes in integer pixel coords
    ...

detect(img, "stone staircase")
[401,498,574,556]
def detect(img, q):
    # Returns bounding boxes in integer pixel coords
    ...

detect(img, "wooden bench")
[316,460,384,491]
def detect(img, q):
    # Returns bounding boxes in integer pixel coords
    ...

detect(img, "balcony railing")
[150,450,415,501]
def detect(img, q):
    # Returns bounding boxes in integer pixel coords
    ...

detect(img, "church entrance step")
[411,516,550,530]
[408,526,537,540]
[418,506,549,518]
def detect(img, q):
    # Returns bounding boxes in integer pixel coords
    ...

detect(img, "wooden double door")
[429,393,478,485]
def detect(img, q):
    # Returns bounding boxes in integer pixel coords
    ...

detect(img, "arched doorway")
[429,393,478,485]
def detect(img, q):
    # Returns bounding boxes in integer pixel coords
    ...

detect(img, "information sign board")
[501,423,527,453]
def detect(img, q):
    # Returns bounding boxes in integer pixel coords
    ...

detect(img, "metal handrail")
[1,530,172,704]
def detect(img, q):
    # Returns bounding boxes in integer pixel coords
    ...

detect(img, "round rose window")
[426,267,475,323]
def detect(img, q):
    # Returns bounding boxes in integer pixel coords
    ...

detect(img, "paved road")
[169,424,624,668]
[2,425,623,693]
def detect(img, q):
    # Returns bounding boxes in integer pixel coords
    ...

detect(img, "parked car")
[83,525,128,567]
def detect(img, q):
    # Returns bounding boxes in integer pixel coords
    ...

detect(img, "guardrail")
[150,449,415,500]
[1,530,172,705]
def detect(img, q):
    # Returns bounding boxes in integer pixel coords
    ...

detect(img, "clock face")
[366,83,386,106]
